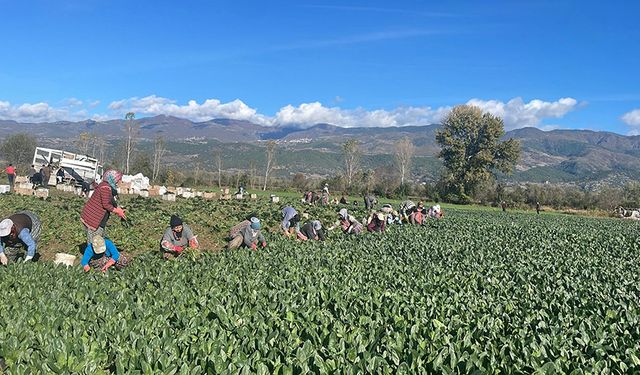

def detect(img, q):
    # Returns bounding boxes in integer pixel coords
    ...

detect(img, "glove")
[112,207,126,219]
[101,258,117,272]
[174,246,184,254]
[189,238,199,249]
[83,264,91,272]
[250,243,257,250]
[261,241,267,248]
[0,253,8,266]
[23,255,33,262]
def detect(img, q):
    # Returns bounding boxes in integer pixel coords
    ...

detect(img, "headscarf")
[312,220,322,231]
[338,208,348,220]
[103,169,123,190]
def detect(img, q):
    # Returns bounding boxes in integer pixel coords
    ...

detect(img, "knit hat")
[250,217,261,230]
[0,219,13,237]
[312,220,322,230]
[170,215,183,228]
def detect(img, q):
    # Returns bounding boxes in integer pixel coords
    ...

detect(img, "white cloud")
[465,97,579,130]
[0,100,86,122]
[107,95,272,125]
[62,97,83,107]
[621,109,640,135]
[0,95,581,130]
[274,102,449,128]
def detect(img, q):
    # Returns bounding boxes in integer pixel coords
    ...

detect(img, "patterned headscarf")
[102,169,123,190]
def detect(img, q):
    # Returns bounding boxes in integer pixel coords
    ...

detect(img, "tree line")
[2,105,634,212]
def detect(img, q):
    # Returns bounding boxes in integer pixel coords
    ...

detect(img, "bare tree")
[342,139,361,189]
[213,150,223,188]
[248,160,257,190]
[152,136,167,183]
[76,132,92,155]
[262,140,277,191]
[394,137,416,186]
[124,112,137,174]
[194,163,202,185]
[95,137,107,167]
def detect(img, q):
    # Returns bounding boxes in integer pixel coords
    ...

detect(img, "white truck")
[32,147,103,186]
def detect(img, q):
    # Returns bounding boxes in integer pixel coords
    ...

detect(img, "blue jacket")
[0,228,37,257]
[81,238,120,266]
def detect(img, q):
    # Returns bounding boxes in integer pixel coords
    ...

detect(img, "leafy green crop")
[1,193,640,373]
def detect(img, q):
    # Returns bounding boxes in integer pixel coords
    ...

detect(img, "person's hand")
[83,264,91,272]
[113,207,126,219]
[101,258,117,272]
[174,246,184,254]
[189,238,199,249]
[250,243,257,250]
[261,241,267,248]
[0,253,8,266]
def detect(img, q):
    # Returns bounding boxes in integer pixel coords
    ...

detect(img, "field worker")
[81,238,128,272]
[226,217,267,250]
[281,206,303,238]
[0,211,41,265]
[409,202,427,224]
[41,164,51,186]
[332,208,363,235]
[5,163,16,191]
[300,220,326,241]
[367,212,387,233]
[428,204,444,219]
[160,215,199,259]
[56,168,65,184]
[27,165,37,180]
[339,195,348,205]
[80,169,126,255]
[364,194,377,210]
[387,210,402,225]
[323,183,329,195]
[399,200,415,222]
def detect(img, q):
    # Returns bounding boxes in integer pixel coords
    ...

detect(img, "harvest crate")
[15,188,33,196]
[270,196,280,203]
[203,192,217,200]
[250,194,257,199]
[138,190,150,198]
[161,193,176,202]
[15,176,28,183]
[220,194,231,200]
[35,189,49,199]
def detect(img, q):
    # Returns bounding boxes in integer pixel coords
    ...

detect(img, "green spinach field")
[1,194,640,374]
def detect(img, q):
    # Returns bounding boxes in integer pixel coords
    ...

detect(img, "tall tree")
[248,160,257,190]
[213,150,223,188]
[435,105,520,201]
[394,137,415,186]
[124,112,137,174]
[152,136,167,183]
[262,140,277,191]
[0,133,37,167]
[342,139,361,189]
[75,132,93,155]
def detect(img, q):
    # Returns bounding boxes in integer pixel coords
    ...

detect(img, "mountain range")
[2,115,639,187]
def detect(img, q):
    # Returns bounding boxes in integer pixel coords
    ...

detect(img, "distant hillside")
[2,115,639,186]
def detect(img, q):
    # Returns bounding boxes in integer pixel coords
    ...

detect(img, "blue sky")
[0,0,639,134]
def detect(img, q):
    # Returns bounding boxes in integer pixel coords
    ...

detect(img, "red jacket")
[80,181,117,230]
[6,166,15,175]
